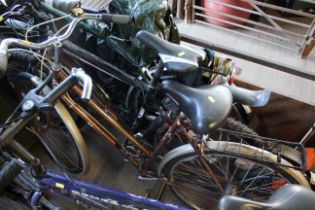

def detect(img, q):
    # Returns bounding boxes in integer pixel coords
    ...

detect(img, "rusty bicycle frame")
[55,69,201,176]
[56,68,227,197]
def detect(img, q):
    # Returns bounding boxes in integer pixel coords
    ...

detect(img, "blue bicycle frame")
[31,171,190,210]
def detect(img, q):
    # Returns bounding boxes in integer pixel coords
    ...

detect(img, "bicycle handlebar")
[0,13,133,77]
[101,13,134,24]
[0,68,92,168]
[71,68,93,100]
[43,68,92,102]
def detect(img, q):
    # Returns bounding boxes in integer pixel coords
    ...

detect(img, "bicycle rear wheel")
[158,141,309,210]
[13,73,89,174]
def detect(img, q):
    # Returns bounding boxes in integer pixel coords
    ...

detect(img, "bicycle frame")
[32,171,189,210]
[56,70,232,198]
[56,70,193,174]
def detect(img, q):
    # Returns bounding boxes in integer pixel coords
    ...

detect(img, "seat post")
[149,61,164,89]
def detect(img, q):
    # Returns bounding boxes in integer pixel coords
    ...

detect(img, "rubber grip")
[101,14,134,24]
[0,159,24,191]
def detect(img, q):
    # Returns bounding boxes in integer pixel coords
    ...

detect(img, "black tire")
[208,117,258,146]
[11,73,89,174]
[224,117,257,135]
[160,142,309,210]
[0,196,30,210]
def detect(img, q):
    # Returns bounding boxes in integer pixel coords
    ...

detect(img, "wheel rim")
[30,111,83,173]
[14,75,84,173]
[167,153,299,210]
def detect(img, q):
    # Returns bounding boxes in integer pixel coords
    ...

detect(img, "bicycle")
[0,7,310,210]
[0,64,190,209]
[0,0,269,143]
[32,1,270,123]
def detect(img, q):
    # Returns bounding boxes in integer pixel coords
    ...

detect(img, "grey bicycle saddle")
[136,30,206,73]
[219,185,315,210]
[161,80,232,134]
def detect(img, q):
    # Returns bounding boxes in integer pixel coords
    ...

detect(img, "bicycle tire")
[208,117,258,147]
[0,196,30,210]
[12,74,90,174]
[224,117,257,135]
[158,141,310,210]
[222,118,303,165]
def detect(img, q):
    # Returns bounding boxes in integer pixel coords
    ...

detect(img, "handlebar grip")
[0,158,24,192]
[101,14,134,24]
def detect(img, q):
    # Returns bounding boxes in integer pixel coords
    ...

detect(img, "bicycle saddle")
[136,30,206,73]
[219,185,315,210]
[161,80,232,134]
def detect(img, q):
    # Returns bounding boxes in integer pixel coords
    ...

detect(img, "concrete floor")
[31,123,186,209]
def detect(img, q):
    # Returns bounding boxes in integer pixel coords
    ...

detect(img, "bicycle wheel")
[12,73,90,174]
[158,141,309,210]
[0,196,30,210]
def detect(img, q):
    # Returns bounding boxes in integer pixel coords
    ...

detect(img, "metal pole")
[299,122,315,145]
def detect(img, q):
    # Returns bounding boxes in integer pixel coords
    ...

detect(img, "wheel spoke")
[239,163,254,188]
[212,158,228,180]
[239,168,266,196]
[166,142,303,210]
[239,171,275,183]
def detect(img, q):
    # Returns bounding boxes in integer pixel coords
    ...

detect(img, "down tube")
[37,172,190,210]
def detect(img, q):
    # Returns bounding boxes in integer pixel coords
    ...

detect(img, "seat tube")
[149,61,164,89]
[142,113,184,171]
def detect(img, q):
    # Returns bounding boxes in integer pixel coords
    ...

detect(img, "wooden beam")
[184,0,193,23]
[176,0,184,19]
[302,38,315,59]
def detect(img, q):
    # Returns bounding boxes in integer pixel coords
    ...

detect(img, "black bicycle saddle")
[219,185,315,210]
[136,30,206,73]
[161,80,232,134]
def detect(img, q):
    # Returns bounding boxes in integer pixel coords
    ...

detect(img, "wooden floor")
[177,20,315,106]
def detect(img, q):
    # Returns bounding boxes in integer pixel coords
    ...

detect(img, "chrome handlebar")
[0,13,133,78]
[42,68,92,102]
[71,68,93,100]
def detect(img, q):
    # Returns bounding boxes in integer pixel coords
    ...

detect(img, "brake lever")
[0,4,24,21]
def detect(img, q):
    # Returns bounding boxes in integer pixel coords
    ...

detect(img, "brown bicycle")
[2,13,309,210]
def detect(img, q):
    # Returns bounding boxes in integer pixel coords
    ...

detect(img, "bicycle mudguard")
[157,141,304,177]
[227,84,271,107]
